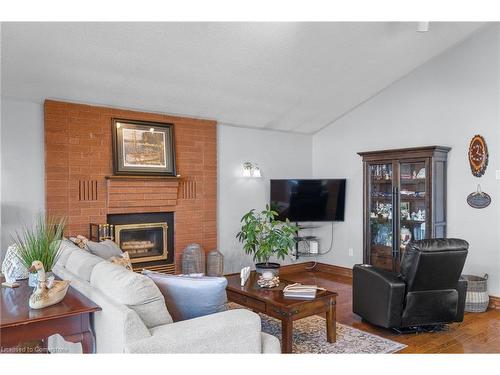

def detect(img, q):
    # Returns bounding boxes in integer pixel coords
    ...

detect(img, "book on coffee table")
[283,283,326,300]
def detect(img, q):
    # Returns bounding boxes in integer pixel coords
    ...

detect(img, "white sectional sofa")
[49,240,280,353]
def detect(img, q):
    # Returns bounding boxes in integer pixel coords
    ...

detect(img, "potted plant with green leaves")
[13,215,66,287]
[236,205,298,279]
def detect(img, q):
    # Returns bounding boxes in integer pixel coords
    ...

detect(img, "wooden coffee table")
[225,271,337,353]
[1,278,101,353]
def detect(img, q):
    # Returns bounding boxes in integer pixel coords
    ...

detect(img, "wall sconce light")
[242,161,262,178]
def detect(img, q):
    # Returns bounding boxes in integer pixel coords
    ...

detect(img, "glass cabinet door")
[361,148,449,273]
[368,163,394,271]
[398,160,428,263]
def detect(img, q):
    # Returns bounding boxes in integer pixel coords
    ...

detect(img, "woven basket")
[462,274,489,313]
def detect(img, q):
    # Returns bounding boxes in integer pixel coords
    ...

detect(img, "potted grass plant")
[236,205,298,278]
[13,215,66,286]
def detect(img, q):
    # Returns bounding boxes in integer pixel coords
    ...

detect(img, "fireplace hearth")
[107,212,175,274]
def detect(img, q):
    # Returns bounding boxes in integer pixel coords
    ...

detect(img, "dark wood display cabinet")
[358,146,450,272]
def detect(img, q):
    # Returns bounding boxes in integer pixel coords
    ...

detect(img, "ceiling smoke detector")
[417,22,430,33]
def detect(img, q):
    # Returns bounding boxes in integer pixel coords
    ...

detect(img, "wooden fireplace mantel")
[105,175,182,180]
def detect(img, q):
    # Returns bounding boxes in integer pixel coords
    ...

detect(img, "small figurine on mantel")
[28,260,70,309]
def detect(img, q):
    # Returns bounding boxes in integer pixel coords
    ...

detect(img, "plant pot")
[28,271,53,287]
[255,262,280,279]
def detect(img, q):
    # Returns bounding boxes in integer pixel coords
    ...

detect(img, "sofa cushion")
[143,270,227,322]
[56,239,82,267]
[65,248,103,281]
[87,240,123,260]
[90,262,173,328]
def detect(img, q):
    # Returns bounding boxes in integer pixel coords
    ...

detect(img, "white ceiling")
[1,22,486,134]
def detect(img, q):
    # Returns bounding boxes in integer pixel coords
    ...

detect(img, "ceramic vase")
[29,271,53,287]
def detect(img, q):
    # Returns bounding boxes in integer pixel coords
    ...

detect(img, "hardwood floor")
[285,270,500,353]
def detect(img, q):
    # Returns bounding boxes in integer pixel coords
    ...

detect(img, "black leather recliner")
[353,239,468,330]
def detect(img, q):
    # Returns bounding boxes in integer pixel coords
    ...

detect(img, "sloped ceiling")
[1,22,486,133]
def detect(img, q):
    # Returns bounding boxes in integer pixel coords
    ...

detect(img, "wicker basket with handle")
[462,274,489,313]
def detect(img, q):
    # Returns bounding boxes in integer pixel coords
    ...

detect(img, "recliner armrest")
[352,264,406,328]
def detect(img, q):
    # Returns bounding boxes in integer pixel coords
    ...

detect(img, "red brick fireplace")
[44,100,217,273]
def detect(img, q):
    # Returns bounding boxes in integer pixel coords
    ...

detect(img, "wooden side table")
[225,272,337,353]
[1,278,101,354]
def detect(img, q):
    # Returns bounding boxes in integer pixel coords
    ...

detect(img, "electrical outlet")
[348,248,354,257]
[496,170,500,180]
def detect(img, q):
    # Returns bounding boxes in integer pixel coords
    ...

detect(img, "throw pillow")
[87,239,123,260]
[68,235,90,250]
[143,270,228,322]
[108,251,133,271]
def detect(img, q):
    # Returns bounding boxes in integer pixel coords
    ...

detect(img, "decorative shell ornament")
[28,260,70,309]
[257,275,280,288]
[1,244,29,286]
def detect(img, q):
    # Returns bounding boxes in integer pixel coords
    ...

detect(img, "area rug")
[228,302,407,354]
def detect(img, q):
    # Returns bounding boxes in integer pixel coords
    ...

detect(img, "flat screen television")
[270,179,346,222]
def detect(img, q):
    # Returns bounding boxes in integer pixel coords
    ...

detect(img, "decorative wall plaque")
[467,185,491,209]
[468,135,488,177]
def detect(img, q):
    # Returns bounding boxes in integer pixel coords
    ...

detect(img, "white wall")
[312,25,500,296]
[1,97,45,259]
[218,124,312,273]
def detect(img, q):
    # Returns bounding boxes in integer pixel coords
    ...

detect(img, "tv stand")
[296,223,321,230]
[294,231,320,258]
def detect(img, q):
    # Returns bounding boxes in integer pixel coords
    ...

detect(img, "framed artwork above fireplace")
[112,118,176,176]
